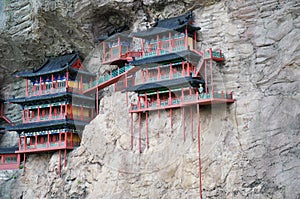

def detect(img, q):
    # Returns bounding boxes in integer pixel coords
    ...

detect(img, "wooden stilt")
[130,113,133,150]
[23,153,26,171]
[96,88,99,114]
[190,107,194,141]
[64,149,67,167]
[146,111,149,149]
[138,112,142,153]
[59,150,61,177]
[183,107,186,142]
[197,104,202,199]
[170,108,173,129]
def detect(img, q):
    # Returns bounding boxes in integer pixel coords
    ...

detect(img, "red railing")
[130,91,233,111]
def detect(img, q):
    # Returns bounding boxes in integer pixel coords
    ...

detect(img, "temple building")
[0,99,19,170]
[7,53,95,174]
[84,26,140,111]
[126,12,234,198]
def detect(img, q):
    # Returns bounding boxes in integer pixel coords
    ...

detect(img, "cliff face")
[0,0,299,199]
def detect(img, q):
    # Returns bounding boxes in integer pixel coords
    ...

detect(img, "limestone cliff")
[0,0,299,199]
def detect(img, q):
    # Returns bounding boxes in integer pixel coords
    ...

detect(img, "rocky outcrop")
[0,0,299,199]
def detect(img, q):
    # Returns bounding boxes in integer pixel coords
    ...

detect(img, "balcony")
[130,91,234,112]
[17,140,76,153]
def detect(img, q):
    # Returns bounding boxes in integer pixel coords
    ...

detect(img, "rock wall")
[0,0,299,199]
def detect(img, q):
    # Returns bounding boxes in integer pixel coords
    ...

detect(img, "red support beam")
[170,108,173,129]
[64,149,67,167]
[23,153,26,172]
[59,150,61,177]
[146,111,149,149]
[205,60,208,93]
[183,107,186,142]
[185,26,188,50]
[197,104,203,199]
[194,31,197,50]
[169,32,172,53]
[130,113,133,150]
[210,53,214,98]
[138,112,142,153]
[190,107,194,141]
[39,76,42,95]
[96,88,99,114]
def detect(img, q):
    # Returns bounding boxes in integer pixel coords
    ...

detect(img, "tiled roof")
[125,76,205,92]
[130,50,201,66]
[131,12,200,38]
[0,147,18,154]
[9,92,94,105]
[16,54,95,78]
[6,119,88,133]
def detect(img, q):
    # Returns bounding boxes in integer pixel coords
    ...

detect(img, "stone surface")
[0,0,299,199]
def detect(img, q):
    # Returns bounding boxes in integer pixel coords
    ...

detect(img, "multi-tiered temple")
[7,53,95,174]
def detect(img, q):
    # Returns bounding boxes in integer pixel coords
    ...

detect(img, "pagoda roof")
[0,147,18,154]
[6,119,88,133]
[125,76,205,93]
[97,25,130,42]
[130,50,200,66]
[9,92,94,105]
[16,53,95,78]
[131,11,200,38]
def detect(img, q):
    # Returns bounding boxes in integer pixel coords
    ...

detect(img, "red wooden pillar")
[58,150,61,177]
[37,107,40,122]
[146,66,149,82]
[96,88,99,114]
[157,65,161,80]
[146,111,149,149]
[169,62,173,79]
[190,107,194,141]
[169,32,172,52]
[47,133,50,148]
[60,104,63,119]
[182,108,186,142]
[156,90,160,118]
[49,105,52,120]
[59,133,62,146]
[64,149,67,167]
[80,75,83,93]
[205,60,208,93]
[182,60,185,77]
[170,108,173,129]
[22,110,25,123]
[185,26,188,50]
[23,153,26,171]
[194,31,197,50]
[138,112,142,153]
[130,113,133,150]
[65,104,68,118]
[25,78,29,97]
[197,104,202,199]
[125,73,128,105]
[141,39,144,57]
[17,154,20,168]
[210,51,214,98]
[70,133,73,147]
[66,70,69,90]
[39,76,42,95]
[35,135,37,148]
[51,74,54,93]
[157,35,160,56]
